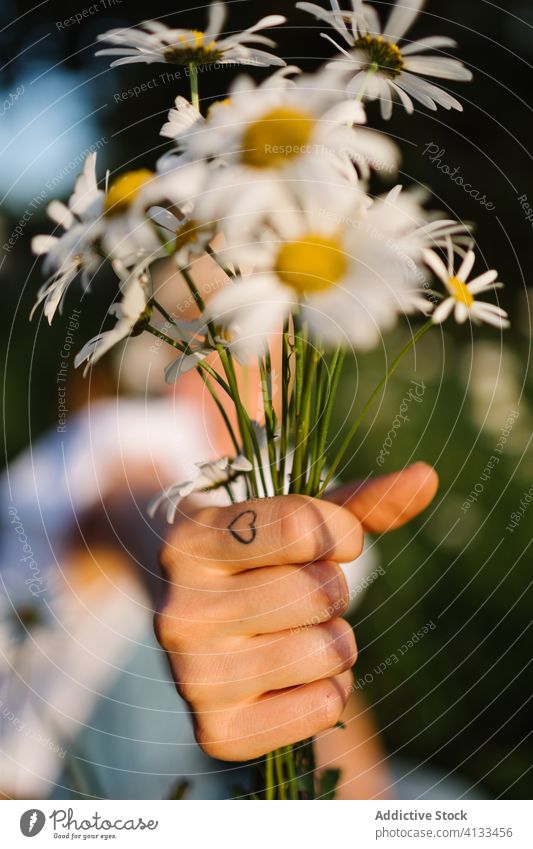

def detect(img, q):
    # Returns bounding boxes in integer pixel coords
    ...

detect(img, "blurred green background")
[1,0,532,798]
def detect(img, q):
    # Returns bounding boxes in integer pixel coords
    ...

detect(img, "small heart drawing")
[228,510,257,545]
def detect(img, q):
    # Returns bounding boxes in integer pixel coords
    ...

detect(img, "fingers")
[172,619,357,707]
[193,671,354,762]
[160,561,349,637]
[227,560,349,634]
[163,494,363,574]
[326,462,439,533]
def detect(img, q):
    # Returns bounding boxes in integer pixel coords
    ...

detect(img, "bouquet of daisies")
[32,0,509,799]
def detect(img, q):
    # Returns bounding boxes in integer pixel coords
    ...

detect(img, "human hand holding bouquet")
[32,0,509,799]
[156,463,438,799]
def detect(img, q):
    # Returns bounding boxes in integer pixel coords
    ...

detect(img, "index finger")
[165,495,363,574]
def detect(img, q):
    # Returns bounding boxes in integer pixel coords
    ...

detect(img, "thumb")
[325,462,439,533]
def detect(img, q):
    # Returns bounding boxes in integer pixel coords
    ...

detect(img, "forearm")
[314,690,393,800]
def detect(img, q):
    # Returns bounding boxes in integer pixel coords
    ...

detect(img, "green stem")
[319,321,433,496]
[217,347,260,497]
[176,269,261,496]
[290,338,320,494]
[198,370,240,455]
[180,265,206,313]
[278,328,291,488]
[308,347,345,496]
[189,63,200,111]
[259,357,281,495]
[284,745,298,800]
[152,298,176,327]
[206,244,235,278]
[274,748,287,800]
[145,324,232,397]
[265,752,275,800]
[223,350,269,497]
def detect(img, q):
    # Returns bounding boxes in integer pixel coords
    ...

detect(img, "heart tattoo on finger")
[228,510,257,545]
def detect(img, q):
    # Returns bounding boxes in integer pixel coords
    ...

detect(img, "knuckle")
[153,609,178,651]
[346,518,364,561]
[278,496,320,556]
[312,561,349,620]
[176,676,206,708]
[326,618,358,670]
[160,526,191,571]
[193,715,232,760]
[317,679,345,729]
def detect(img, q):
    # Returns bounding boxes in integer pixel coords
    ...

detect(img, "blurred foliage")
[334,328,532,799]
[0,0,531,798]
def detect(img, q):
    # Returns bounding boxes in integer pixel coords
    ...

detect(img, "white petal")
[399,71,463,110]
[467,270,499,294]
[205,1,227,40]
[109,55,161,67]
[472,301,508,317]
[69,153,103,220]
[231,456,254,473]
[47,200,74,230]
[345,70,373,96]
[382,0,425,44]
[164,351,208,384]
[322,99,366,125]
[431,297,454,323]
[472,305,509,328]
[95,48,143,56]
[403,56,473,81]
[388,80,414,113]
[423,249,449,283]
[457,249,476,281]
[396,72,437,109]
[297,1,341,28]
[454,302,469,323]
[239,15,287,36]
[401,36,458,55]
[359,2,381,37]
[226,47,286,67]
[32,234,58,255]
[207,274,276,315]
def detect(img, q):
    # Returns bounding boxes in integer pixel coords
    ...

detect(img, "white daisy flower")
[167,65,400,190]
[101,161,207,267]
[148,206,214,269]
[424,243,509,328]
[298,0,473,119]
[96,4,287,69]
[157,96,205,174]
[205,180,451,358]
[32,157,206,322]
[162,319,250,384]
[74,262,152,375]
[148,455,253,523]
[31,153,105,323]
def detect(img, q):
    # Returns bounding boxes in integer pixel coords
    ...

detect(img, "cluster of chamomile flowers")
[32,0,509,376]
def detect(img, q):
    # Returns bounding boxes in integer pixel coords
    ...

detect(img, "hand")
[155,462,438,761]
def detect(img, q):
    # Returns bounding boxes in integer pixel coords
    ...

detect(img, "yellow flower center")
[104,169,154,216]
[208,97,232,117]
[216,325,235,345]
[163,31,222,65]
[448,276,474,306]
[242,107,315,168]
[353,34,404,78]
[175,218,200,251]
[275,233,347,294]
